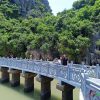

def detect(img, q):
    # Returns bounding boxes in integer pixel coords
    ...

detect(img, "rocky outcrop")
[41,0,51,11]
[25,50,53,61]
[10,0,51,16]
[86,33,100,65]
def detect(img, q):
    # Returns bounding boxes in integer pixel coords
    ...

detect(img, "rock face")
[10,0,51,16]
[41,0,51,11]
[86,33,100,65]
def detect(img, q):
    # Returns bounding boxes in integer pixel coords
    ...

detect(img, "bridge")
[0,57,100,100]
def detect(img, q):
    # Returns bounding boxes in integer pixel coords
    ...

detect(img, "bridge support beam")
[36,75,53,100]
[56,81,75,100]
[10,69,20,87]
[23,72,36,92]
[1,67,9,83]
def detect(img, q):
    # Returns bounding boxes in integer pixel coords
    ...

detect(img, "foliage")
[96,39,100,46]
[0,0,99,63]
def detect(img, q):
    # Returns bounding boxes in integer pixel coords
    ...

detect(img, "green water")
[0,77,79,100]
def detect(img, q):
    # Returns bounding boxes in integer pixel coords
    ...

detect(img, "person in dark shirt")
[61,54,68,65]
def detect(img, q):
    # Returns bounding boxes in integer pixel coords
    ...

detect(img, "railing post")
[70,61,73,67]
[6,57,9,66]
[82,62,85,67]
[67,65,70,80]
[96,64,100,78]
[81,73,88,100]
[67,61,73,81]
[81,62,85,73]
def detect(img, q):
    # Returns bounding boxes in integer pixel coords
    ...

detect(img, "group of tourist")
[53,54,68,65]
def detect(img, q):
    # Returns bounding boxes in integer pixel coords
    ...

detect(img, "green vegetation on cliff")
[0,0,100,63]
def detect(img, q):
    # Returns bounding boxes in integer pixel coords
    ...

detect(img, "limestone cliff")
[10,0,51,17]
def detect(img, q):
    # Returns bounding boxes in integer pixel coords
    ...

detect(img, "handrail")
[0,57,99,84]
[0,57,100,100]
[81,73,100,100]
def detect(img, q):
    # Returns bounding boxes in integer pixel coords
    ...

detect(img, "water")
[0,77,79,100]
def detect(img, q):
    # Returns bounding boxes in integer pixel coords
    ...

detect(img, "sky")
[48,0,76,15]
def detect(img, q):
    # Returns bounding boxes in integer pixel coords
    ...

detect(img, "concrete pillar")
[23,72,36,92]
[1,67,9,83]
[56,81,75,100]
[36,75,53,100]
[10,69,20,87]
